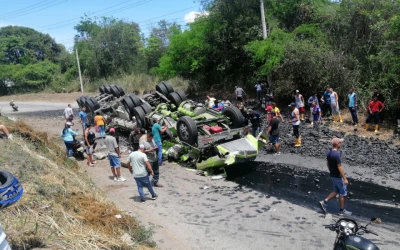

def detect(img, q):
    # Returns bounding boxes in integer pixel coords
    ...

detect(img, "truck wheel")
[175,90,187,102]
[99,85,106,94]
[104,85,112,94]
[156,82,169,96]
[223,106,245,128]
[162,81,174,94]
[76,96,87,108]
[115,85,125,96]
[133,106,147,128]
[168,92,183,107]
[110,85,121,98]
[122,96,135,119]
[89,97,100,110]
[177,116,198,146]
[129,94,141,107]
[85,98,96,114]
[140,103,152,114]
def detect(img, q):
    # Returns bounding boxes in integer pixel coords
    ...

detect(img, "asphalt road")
[0,102,78,116]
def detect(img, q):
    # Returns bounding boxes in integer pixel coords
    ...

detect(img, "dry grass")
[0,117,155,249]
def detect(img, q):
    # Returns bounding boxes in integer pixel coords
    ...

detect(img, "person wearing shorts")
[295,90,305,122]
[105,129,126,182]
[235,86,246,103]
[365,96,384,133]
[84,123,96,166]
[319,138,352,216]
[64,104,74,123]
[267,111,280,155]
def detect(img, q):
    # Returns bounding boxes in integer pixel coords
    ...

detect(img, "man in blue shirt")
[152,118,168,166]
[319,138,352,216]
[211,100,224,111]
[78,107,88,134]
[311,101,322,130]
[348,88,358,126]
[320,87,331,117]
[248,109,261,137]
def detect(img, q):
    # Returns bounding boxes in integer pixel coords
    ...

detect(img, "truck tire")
[168,92,183,107]
[110,85,121,98]
[99,85,106,94]
[156,82,169,96]
[76,96,87,108]
[129,94,141,107]
[223,106,245,128]
[85,98,96,114]
[175,90,187,102]
[162,81,174,94]
[122,96,135,119]
[177,116,198,146]
[115,85,125,96]
[104,85,112,94]
[133,106,147,128]
[140,103,152,114]
[89,97,100,110]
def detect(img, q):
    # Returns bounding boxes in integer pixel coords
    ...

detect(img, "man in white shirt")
[64,104,74,123]
[235,86,246,103]
[127,144,157,203]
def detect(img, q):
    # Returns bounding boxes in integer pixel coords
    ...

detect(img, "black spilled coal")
[227,162,400,225]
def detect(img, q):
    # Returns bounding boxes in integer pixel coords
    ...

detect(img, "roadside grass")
[0,117,155,249]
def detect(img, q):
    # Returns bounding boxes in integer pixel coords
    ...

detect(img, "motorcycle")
[9,101,18,111]
[324,218,381,250]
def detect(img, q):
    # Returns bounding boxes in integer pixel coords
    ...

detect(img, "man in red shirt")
[365,96,384,133]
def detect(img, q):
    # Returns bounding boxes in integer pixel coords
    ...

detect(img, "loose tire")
[223,106,245,128]
[177,116,198,146]
[156,82,169,96]
[129,94,142,107]
[168,92,183,107]
[162,81,174,94]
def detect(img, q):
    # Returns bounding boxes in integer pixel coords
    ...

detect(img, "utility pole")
[75,49,84,93]
[260,0,267,39]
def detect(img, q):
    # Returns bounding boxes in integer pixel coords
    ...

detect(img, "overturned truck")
[76,82,263,172]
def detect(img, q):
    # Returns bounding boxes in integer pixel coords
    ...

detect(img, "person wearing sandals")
[84,123,96,166]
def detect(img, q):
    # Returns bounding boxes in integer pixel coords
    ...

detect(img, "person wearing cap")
[271,102,284,122]
[311,101,322,131]
[319,138,352,216]
[329,88,343,123]
[267,111,280,155]
[211,99,224,111]
[235,86,246,103]
[365,96,384,133]
[0,124,13,140]
[221,96,232,108]
[265,105,273,125]
[84,123,96,166]
[64,104,74,123]
[143,132,162,187]
[152,118,168,166]
[294,90,305,122]
[78,107,88,133]
[288,103,301,147]
[127,144,157,203]
[307,93,319,124]
[105,129,126,182]
[60,122,77,157]
[320,87,332,117]
[248,109,261,137]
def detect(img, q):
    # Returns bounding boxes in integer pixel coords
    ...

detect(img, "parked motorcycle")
[324,218,381,250]
[9,101,18,111]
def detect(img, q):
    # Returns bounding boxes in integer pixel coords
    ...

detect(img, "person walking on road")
[321,87,332,117]
[308,93,319,125]
[255,80,263,104]
[143,133,162,187]
[105,129,126,182]
[60,122,77,157]
[94,112,106,137]
[78,107,88,134]
[152,118,168,166]
[127,144,157,203]
[248,109,261,137]
[295,90,305,122]
[311,101,322,131]
[319,138,352,216]
[0,124,13,140]
[365,96,384,133]
[267,111,280,155]
[347,88,358,126]
[329,88,343,123]
[64,104,74,123]
[288,103,301,147]
[235,86,246,103]
[84,123,96,166]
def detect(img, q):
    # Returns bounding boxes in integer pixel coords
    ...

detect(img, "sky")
[0,0,205,49]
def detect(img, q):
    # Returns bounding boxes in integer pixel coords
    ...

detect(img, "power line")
[137,5,200,24]
[0,0,49,17]
[0,0,69,20]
